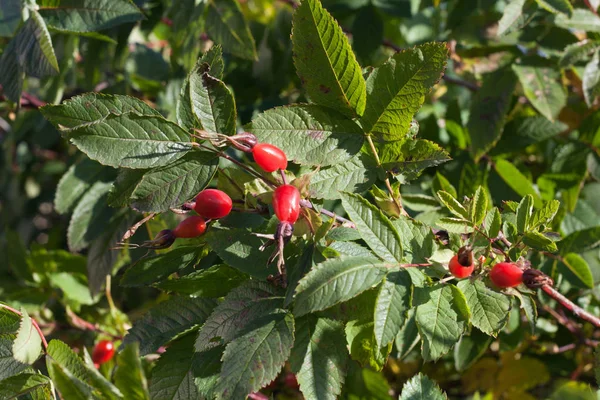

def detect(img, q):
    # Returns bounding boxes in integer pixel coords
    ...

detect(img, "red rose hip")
[273,185,301,223]
[252,143,288,172]
[173,216,207,238]
[92,340,115,366]
[490,262,523,288]
[448,254,474,278]
[193,189,232,219]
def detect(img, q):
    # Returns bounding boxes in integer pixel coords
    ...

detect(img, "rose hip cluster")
[448,246,524,288]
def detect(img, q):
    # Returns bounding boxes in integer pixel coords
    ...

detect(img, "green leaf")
[516,292,537,334]
[290,316,348,400]
[437,191,469,220]
[584,51,600,107]
[457,280,511,336]
[49,272,95,306]
[360,43,448,140]
[436,217,475,233]
[374,268,412,347]
[341,192,403,262]
[308,154,378,200]
[560,253,594,289]
[47,359,93,400]
[494,159,542,207]
[432,172,457,199]
[249,104,364,167]
[67,114,193,169]
[497,0,530,36]
[493,116,568,154]
[485,208,502,238]
[148,334,198,400]
[559,226,600,254]
[114,343,149,400]
[399,373,447,400]
[40,93,161,131]
[516,194,534,233]
[351,5,383,65]
[392,216,437,263]
[559,40,600,67]
[470,186,488,225]
[292,0,366,118]
[454,329,492,372]
[0,35,22,102]
[395,309,420,360]
[523,231,559,252]
[127,151,218,212]
[192,345,223,399]
[0,373,52,399]
[67,181,113,252]
[0,308,21,334]
[0,334,28,381]
[39,0,143,32]
[155,264,248,297]
[379,139,451,181]
[535,0,572,16]
[204,228,278,279]
[555,9,600,32]
[195,281,284,350]
[530,200,560,229]
[189,65,236,136]
[293,256,388,317]
[414,285,469,361]
[215,312,294,400]
[55,158,112,215]
[12,309,42,365]
[0,0,21,37]
[27,10,60,75]
[513,61,567,121]
[468,67,517,161]
[124,297,218,356]
[206,0,257,60]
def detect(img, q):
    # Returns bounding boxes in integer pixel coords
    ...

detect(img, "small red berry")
[284,372,299,389]
[193,189,232,219]
[273,185,301,223]
[448,254,474,279]
[173,216,207,238]
[490,262,523,288]
[92,340,115,366]
[252,143,288,172]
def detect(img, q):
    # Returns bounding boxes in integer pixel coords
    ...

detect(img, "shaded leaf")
[206,0,257,60]
[374,268,412,347]
[148,335,197,400]
[379,139,451,182]
[114,343,149,400]
[399,373,447,400]
[560,253,594,289]
[457,280,511,336]
[189,65,236,135]
[513,61,567,121]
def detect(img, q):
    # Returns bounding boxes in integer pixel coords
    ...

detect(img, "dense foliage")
[2,0,600,398]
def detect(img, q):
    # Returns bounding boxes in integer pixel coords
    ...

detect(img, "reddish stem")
[0,304,48,350]
[541,285,600,328]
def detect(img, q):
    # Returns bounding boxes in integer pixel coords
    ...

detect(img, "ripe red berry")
[173,216,207,238]
[92,340,115,366]
[252,143,288,172]
[273,185,301,223]
[490,262,523,288]
[448,254,474,278]
[193,189,232,219]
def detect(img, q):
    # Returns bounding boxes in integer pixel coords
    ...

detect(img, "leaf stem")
[540,285,600,328]
[0,304,48,351]
[299,199,356,228]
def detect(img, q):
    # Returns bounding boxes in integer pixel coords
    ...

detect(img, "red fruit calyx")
[252,143,288,172]
[92,340,115,365]
[194,189,232,219]
[273,185,301,223]
[448,250,474,279]
[173,216,207,238]
[490,262,523,288]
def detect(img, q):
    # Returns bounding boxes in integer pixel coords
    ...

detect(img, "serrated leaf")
[0,334,28,381]
[308,154,378,200]
[535,0,572,16]
[399,373,447,400]
[530,200,559,228]
[497,0,529,36]
[560,253,594,289]
[192,345,223,399]
[341,192,403,262]
[206,0,257,60]
[28,10,59,75]
[454,329,492,372]
[556,8,600,31]
[523,231,558,252]
[0,35,22,102]
[494,159,542,207]
[437,191,469,220]
[124,297,218,356]
[195,281,284,351]
[39,0,143,32]
[148,335,197,400]
[293,256,388,317]
[485,208,502,238]
[559,226,600,254]
[432,172,457,199]
[290,316,348,400]
[374,268,412,347]
[189,66,236,136]
[292,0,366,118]
[395,309,420,360]
[0,0,20,37]
[12,309,42,365]
[360,43,447,140]
[516,195,534,233]
[436,217,475,233]
[68,181,114,252]
[470,186,488,225]
[114,343,149,400]
[249,104,364,167]
[468,67,518,161]
[560,40,600,67]
[516,292,537,334]
[55,158,112,215]
[457,280,511,336]
[584,51,600,107]
[493,116,568,154]
[47,359,93,400]
[379,138,451,181]
[513,61,567,121]
[327,241,375,258]
[215,312,294,400]
[0,373,52,399]
[41,93,161,131]
[392,216,437,263]
[155,264,248,297]
[127,151,218,212]
[414,285,469,361]
[345,318,390,371]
